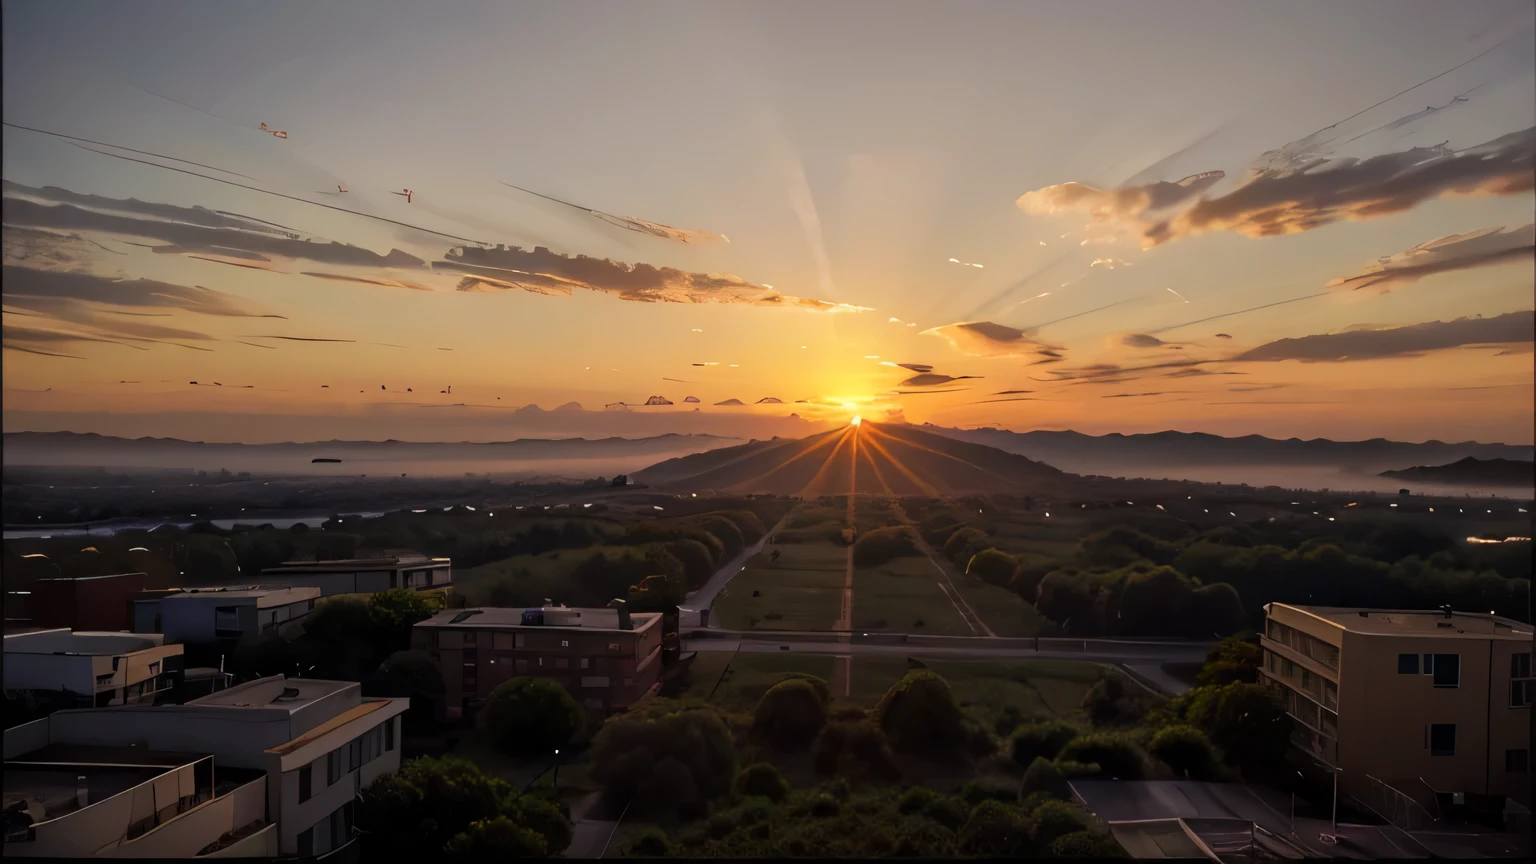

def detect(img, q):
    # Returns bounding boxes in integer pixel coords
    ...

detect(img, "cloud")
[1122,333,1168,349]
[1017,171,1226,243]
[922,320,1060,358]
[434,246,868,311]
[900,373,981,387]
[1090,257,1131,269]
[1326,223,1535,292]
[1232,310,1534,362]
[1,265,283,319]
[1018,128,1535,249]
[302,272,436,291]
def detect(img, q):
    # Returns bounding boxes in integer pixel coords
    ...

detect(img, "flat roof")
[262,553,442,573]
[187,675,355,711]
[3,630,171,656]
[161,585,321,606]
[416,606,662,633]
[29,572,145,583]
[265,700,390,757]
[1274,604,1533,639]
[3,765,168,822]
[8,743,208,769]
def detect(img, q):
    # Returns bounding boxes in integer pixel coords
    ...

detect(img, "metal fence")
[1356,775,1436,832]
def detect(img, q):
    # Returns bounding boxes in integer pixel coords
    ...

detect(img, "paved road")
[683,509,796,612]
[684,634,1209,666]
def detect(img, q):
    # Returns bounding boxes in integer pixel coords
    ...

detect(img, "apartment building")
[131,586,321,641]
[259,550,452,600]
[3,629,184,708]
[3,675,408,858]
[1260,603,1532,813]
[22,573,147,632]
[412,604,664,720]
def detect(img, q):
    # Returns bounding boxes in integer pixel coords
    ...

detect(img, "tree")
[365,650,445,734]
[1050,830,1127,857]
[753,678,829,751]
[1189,583,1248,638]
[1148,725,1219,779]
[357,756,571,859]
[967,548,1019,587]
[1183,683,1289,779]
[1057,734,1147,780]
[874,670,965,755]
[943,527,989,563]
[369,589,435,648]
[444,816,547,859]
[301,598,380,679]
[1010,720,1078,768]
[734,762,790,803]
[1030,800,1091,845]
[1082,675,1146,727]
[665,539,716,590]
[627,572,686,613]
[812,720,901,782]
[482,678,582,757]
[851,526,920,567]
[959,800,1032,857]
[589,701,737,817]
[1115,567,1194,637]
[1020,758,1070,800]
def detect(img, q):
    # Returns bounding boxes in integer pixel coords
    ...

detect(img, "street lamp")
[552,749,561,791]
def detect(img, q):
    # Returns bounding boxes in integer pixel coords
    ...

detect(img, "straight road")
[684,507,797,612]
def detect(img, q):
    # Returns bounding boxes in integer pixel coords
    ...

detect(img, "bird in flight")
[259,122,288,139]
[391,188,414,204]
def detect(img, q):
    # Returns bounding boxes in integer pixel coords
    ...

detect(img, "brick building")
[412,604,664,721]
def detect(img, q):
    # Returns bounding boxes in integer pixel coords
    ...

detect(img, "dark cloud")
[1214,333,1232,339]
[1122,333,1167,348]
[1326,223,1534,291]
[302,272,436,291]
[434,246,866,311]
[1,266,283,318]
[900,373,982,387]
[1232,310,1533,362]
[922,321,1059,358]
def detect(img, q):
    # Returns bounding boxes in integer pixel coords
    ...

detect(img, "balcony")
[1290,725,1337,765]
[1264,620,1340,671]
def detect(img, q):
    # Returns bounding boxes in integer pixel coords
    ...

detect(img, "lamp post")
[552,749,561,792]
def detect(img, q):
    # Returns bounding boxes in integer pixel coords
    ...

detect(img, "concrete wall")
[3,717,52,759]
[17,761,200,857]
[46,709,293,770]
[111,774,266,859]
[1486,641,1532,804]
[205,823,278,858]
[2,652,95,693]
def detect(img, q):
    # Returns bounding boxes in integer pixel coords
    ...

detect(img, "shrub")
[443,815,547,858]
[1009,720,1078,767]
[1190,583,1248,638]
[1148,725,1219,779]
[753,679,829,751]
[666,539,717,590]
[1030,799,1091,845]
[813,721,902,781]
[962,776,1020,805]
[1082,675,1147,727]
[807,793,841,818]
[626,827,673,857]
[874,670,965,755]
[735,763,790,803]
[779,673,833,705]
[894,817,959,856]
[852,526,920,566]
[1058,734,1147,780]
[943,527,989,563]
[967,548,1019,587]
[1182,683,1289,778]
[481,678,581,757]
[898,786,938,814]
[1051,830,1128,857]
[1020,758,1070,800]
[589,701,737,816]
[959,800,1032,857]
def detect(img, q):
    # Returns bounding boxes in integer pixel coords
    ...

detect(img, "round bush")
[735,762,790,803]
[852,526,920,567]
[1020,758,1070,800]
[874,670,965,755]
[898,786,938,814]
[481,677,581,757]
[1010,720,1078,767]
[1050,830,1127,857]
[1147,725,1219,779]
[959,800,1031,857]
[1057,734,1147,781]
[753,678,829,751]
[1030,799,1090,845]
[962,776,1020,805]
[967,548,1019,587]
[626,827,673,857]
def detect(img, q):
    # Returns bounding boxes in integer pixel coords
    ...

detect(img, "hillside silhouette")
[633,421,1074,496]
[1381,457,1536,487]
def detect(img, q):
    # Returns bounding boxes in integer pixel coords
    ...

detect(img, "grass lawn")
[456,544,640,604]
[947,571,1049,637]
[712,542,847,631]
[850,556,972,636]
[673,650,838,712]
[845,657,1108,729]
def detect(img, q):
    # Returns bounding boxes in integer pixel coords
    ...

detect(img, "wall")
[273,707,403,856]
[47,709,293,770]
[111,774,266,859]
[205,823,278,858]
[1486,641,1532,803]
[1,652,94,693]
[3,717,52,759]
[29,574,146,631]
[20,761,199,857]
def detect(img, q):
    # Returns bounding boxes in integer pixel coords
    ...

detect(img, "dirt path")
[688,505,798,615]
[893,500,996,637]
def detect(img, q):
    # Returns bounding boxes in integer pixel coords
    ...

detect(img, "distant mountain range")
[921,426,1534,475]
[634,422,1072,495]
[1380,457,1536,487]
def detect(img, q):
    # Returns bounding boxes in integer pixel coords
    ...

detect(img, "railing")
[1357,774,1437,832]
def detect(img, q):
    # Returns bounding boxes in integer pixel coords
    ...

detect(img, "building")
[1260,603,1533,817]
[412,604,664,720]
[3,675,408,858]
[131,586,321,642]
[23,573,147,633]
[3,629,184,708]
[259,551,452,600]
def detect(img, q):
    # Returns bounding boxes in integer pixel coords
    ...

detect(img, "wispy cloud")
[922,321,1060,358]
[1326,223,1534,292]
[1232,310,1534,362]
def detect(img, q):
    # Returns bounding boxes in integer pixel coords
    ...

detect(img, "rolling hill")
[633,421,1074,496]
[1380,457,1536,487]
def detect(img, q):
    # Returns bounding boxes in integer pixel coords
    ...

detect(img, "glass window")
[330,807,345,849]
[299,765,312,802]
[1507,749,1530,773]
[327,750,342,784]
[1513,653,1533,680]
[1429,724,1456,757]
[1421,654,1434,675]
[1397,653,1419,674]
[385,718,395,752]
[297,828,313,857]
[1432,654,1460,688]
[561,640,570,647]
[1511,680,1532,709]
[580,658,590,669]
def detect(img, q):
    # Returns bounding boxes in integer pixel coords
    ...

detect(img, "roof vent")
[449,610,483,625]
[1440,605,1453,620]
[271,686,301,702]
[608,598,633,631]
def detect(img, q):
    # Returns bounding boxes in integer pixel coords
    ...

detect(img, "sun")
[851,415,862,427]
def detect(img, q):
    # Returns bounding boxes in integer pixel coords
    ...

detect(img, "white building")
[3,675,408,858]
[132,586,321,642]
[258,551,452,598]
[2,630,184,708]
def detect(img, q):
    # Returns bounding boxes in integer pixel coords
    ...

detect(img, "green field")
[712,543,846,630]
[456,544,634,604]
[850,556,972,636]
[678,651,840,712]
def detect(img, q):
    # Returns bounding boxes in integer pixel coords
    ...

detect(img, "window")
[96,673,115,686]
[1421,654,1434,675]
[1429,724,1456,757]
[515,633,526,648]
[1512,680,1532,709]
[330,805,349,849]
[1514,653,1532,679]
[299,765,312,802]
[555,658,569,670]
[608,642,621,652]
[297,828,313,857]
[580,658,590,669]
[327,750,342,784]
[463,632,477,645]
[1507,749,1529,773]
[1397,654,1419,674]
[349,738,363,772]
[561,639,570,647]
[384,718,395,752]
[214,605,241,636]
[1432,654,1460,688]
[515,658,529,673]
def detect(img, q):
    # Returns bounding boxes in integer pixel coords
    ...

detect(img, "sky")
[3,0,1534,445]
